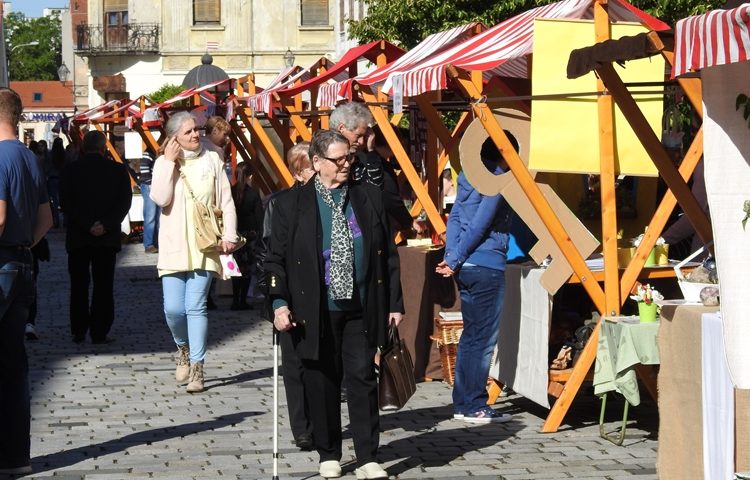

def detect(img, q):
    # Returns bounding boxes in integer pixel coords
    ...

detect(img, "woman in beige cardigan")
[150,111,241,393]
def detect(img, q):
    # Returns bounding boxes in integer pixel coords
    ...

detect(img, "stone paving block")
[22,233,660,479]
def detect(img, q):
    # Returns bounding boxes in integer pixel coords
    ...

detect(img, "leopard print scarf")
[314,175,354,300]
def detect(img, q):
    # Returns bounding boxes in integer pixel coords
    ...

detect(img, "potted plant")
[630,283,663,323]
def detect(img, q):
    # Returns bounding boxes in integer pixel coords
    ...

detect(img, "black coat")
[60,152,132,253]
[264,179,403,360]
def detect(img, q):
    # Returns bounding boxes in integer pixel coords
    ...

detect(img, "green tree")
[5,12,62,81]
[147,83,186,104]
[348,0,725,49]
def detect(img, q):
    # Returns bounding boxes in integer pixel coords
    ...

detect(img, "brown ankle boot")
[186,362,204,393]
[175,345,190,384]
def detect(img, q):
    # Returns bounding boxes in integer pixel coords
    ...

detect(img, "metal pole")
[272,327,279,480]
[0,2,8,88]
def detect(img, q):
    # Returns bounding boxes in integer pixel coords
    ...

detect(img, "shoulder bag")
[180,170,240,253]
[378,324,416,411]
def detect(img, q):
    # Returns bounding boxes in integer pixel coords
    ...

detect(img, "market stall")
[362,0,671,433]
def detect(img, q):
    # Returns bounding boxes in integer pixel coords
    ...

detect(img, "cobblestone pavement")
[19,230,659,479]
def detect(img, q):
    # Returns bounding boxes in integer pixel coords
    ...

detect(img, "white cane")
[272,326,279,480]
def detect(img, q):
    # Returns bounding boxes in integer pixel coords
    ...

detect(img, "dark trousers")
[231,277,251,306]
[280,329,311,439]
[0,249,34,469]
[68,247,117,341]
[302,310,379,465]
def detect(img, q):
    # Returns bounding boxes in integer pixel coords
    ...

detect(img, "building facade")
[11,81,75,145]
[73,0,368,107]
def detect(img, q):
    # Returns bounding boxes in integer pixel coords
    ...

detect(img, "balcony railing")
[75,23,160,56]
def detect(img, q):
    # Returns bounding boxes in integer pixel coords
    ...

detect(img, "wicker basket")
[431,318,463,385]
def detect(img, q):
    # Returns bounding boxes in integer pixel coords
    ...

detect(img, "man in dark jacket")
[329,102,417,233]
[60,130,132,344]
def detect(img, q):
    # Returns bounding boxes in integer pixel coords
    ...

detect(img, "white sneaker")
[319,460,342,478]
[355,462,388,479]
[25,323,38,340]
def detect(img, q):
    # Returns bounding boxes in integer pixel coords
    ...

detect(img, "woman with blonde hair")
[151,111,241,393]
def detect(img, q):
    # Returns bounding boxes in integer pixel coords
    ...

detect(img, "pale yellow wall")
[84,0,360,96]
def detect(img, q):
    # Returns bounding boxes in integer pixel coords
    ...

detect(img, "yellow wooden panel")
[529,19,664,176]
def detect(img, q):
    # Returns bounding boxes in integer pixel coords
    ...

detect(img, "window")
[194,0,221,25]
[103,0,128,48]
[32,93,43,102]
[301,0,328,26]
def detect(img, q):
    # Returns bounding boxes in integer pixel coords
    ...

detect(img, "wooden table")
[396,245,458,381]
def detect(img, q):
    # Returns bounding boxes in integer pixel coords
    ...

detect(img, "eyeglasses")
[320,153,354,166]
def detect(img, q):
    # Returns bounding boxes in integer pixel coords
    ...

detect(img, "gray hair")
[309,130,349,159]
[329,102,372,131]
[165,111,195,137]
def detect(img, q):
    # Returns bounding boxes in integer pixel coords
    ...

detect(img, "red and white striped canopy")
[672,4,750,78]
[154,77,233,109]
[244,64,318,115]
[72,99,142,123]
[263,40,403,114]
[380,0,668,98]
[318,23,484,107]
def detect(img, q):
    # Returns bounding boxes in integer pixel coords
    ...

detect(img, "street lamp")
[5,40,40,84]
[10,40,40,56]
[57,62,70,83]
[283,48,295,67]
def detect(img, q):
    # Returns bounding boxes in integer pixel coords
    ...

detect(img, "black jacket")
[60,152,132,253]
[264,179,403,360]
[356,151,413,231]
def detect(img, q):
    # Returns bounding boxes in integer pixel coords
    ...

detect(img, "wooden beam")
[619,127,704,301]
[449,66,606,314]
[237,108,294,188]
[279,96,312,141]
[594,0,621,317]
[542,323,599,432]
[231,114,285,191]
[361,87,446,235]
[596,63,712,245]
[229,126,273,196]
[661,49,703,118]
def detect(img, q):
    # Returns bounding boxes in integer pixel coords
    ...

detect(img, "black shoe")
[207,297,217,310]
[91,336,115,345]
[294,433,314,451]
[72,334,85,344]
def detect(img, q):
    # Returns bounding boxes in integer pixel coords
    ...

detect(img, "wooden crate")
[431,318,463,385]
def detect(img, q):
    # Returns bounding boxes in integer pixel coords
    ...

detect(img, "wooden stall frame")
[440,1,710,432]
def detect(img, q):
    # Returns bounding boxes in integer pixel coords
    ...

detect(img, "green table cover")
[593,319,660,406]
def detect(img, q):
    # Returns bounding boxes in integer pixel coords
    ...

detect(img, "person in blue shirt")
[0,87,53,476]
[436,131,519,424]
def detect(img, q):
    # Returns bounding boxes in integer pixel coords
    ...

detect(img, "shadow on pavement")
[205,367,273,390]
[30,412,261,475]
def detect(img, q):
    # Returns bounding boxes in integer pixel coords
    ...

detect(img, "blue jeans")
[0,249,34,469]
[453,265,505,415]
[140,183,160,249]
[162,271,212,363]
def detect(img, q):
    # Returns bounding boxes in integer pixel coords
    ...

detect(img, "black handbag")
[378,324,416,411]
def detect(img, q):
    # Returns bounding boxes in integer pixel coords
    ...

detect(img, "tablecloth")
[593,319,660,406]
[492,264,552,408]
[397,245,457,380]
